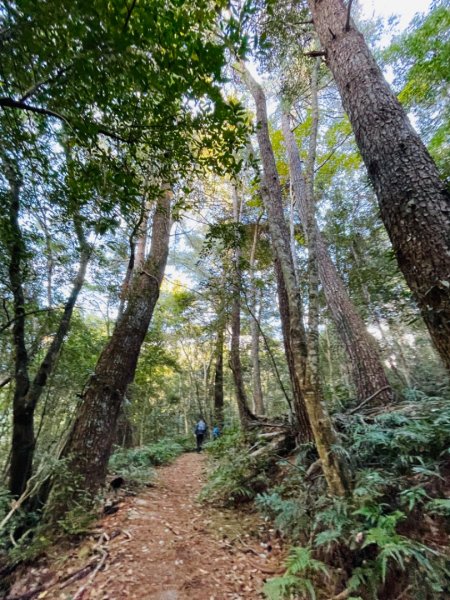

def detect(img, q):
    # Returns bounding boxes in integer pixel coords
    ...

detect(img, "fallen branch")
[236,535,261,556]
[347,385,392,414]
[164,522,187,536]
[6,587,47,600]
[59,561,98,590]
[73,550,108,600]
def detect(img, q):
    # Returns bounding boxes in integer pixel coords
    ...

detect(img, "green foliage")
[109,439,184,484]
[201,429,270,506]
[264,546,329,600]
[385,0,450,177]
[256,491,310,541]
[256,396,450,598]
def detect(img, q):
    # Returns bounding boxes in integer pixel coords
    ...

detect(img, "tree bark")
[58,188,172,495]
[273,256,313,441]
[4,161,31,498]
[249,221,265,415]
[238,63,349,495]
[281,108,392,406]
[213,319,225,429]
[230,184,256,427]
[307,0,450,371]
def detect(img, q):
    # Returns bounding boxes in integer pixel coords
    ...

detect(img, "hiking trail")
[8,453,285,600]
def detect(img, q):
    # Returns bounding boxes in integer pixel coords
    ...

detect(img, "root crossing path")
[10,453,284,600]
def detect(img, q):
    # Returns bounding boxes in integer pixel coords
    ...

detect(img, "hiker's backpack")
[196,421,206,433]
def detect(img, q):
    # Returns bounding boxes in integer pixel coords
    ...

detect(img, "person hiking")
[194,418,207,452]
[212,425,221,440]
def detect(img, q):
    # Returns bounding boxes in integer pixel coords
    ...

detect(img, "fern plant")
[264,546,329,600]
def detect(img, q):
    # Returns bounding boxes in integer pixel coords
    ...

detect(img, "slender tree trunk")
[213,321,225,429]
[57,188,172,495]
[4,162,31,498]
[304,59,322,404]
[249,222,265,414]
[250,154,313,440]
[117,200,150,320]
[230,184,255,428]
[3,157,91,497]
[307,0,450,371]
[281,108,392,406]
[273,257,313,441]
[239,64,348,495]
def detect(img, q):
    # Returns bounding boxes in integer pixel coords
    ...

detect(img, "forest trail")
[8,454,284,600]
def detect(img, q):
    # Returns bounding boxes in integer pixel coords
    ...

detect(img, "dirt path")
[8,453,284,600]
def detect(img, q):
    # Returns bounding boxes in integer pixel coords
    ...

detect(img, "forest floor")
[7,453,285,600]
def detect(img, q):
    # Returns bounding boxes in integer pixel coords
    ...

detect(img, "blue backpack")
[196,420,207,434]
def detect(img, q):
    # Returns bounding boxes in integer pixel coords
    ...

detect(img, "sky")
[361,0,432,33]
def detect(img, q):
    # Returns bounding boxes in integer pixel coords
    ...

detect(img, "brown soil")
[7,453,285,600]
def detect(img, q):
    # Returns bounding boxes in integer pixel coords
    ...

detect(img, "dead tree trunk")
[307,0,450,371]
[57,188,172,495]
[281,108,392,406]
[238,63,349,495]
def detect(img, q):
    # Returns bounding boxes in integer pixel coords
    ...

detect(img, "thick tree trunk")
[307,0,450,371]
[281,109,392,405]
[58,189,172,495]
[239,64,349,495]
[230,184,256,427]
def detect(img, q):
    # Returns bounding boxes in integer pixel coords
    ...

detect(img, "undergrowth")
[205,396,450,599]
[108,438,185,485]
[200,428,272,506]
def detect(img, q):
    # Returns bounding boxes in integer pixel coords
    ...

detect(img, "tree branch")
[123,0,138,32]
[345,0,354,32]
[0,98,135,143]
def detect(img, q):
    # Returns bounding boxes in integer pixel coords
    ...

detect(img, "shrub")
[108,438,184,484]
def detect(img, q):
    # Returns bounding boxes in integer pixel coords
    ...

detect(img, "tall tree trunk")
[281,108,392,406]
[4,161,30,498]
[304,59,322,406]
[307,0,450,371]
[57,188,172,496]
[273,257,313,441]
[238,64,348,495]
[213,320,225,429]
[230,184,255,427]
[249,221,265,415]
